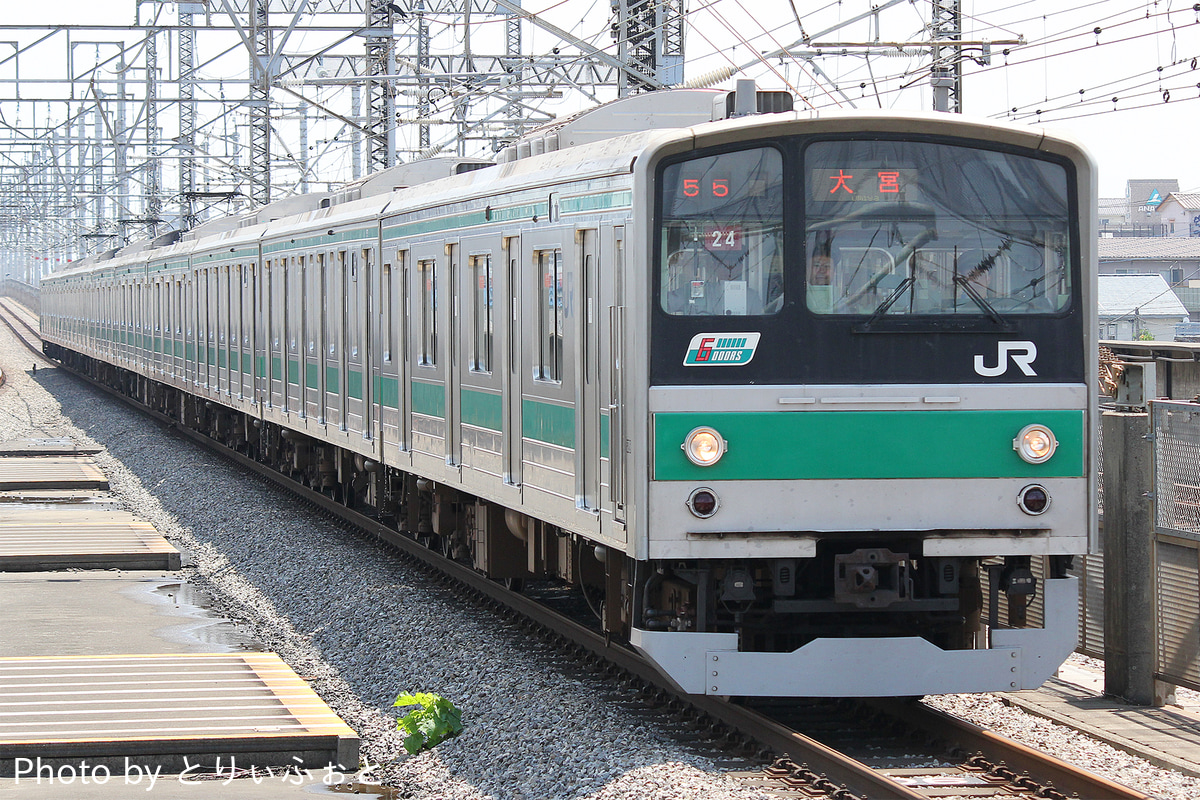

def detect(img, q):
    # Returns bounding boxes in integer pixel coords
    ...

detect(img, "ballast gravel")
[2,318,1199,800]
[0,327,768,800]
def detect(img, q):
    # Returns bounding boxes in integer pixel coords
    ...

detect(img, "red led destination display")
[810,167,919,202]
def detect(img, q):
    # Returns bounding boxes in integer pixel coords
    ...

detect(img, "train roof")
[46,89,1094,282]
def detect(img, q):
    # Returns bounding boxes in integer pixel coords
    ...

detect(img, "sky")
[2,1,1197,199]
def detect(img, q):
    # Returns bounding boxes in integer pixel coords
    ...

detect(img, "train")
[39,83,1097,697]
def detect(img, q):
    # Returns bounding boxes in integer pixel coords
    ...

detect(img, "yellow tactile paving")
[0,653,357,748]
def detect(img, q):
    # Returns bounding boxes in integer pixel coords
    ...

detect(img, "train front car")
[631,113,1096,697]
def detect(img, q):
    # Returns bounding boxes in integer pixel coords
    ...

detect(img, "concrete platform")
[0,573,256,657]
[0,572,360,781]
[1006,670,1200,778]
[0,505,180,571]
[0,439,102,457]
[0,457,108,491]
[0,653,359,777]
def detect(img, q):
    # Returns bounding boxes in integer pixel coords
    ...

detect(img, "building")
[1099,196,1128,231]
[1099,178,1181,236]
[1097,236,1200,283]
[1152,192,1200,237]
[1098,273,1189,341]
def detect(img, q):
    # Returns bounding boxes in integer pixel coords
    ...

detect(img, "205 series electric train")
[40,84,1096,697]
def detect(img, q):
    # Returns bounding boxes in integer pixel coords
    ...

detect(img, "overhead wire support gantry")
[0,0,689,281]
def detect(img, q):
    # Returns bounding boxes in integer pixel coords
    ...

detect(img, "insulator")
[683,65,737,89]
[417,143,445,160]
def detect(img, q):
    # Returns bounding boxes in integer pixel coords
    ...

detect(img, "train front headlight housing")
[683,427,726,467]
[1014,424,1058,464]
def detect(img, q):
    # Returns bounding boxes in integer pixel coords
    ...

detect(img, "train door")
[165,279,174,378]
[520,229,577,507]
[577,228,601,513]
[502,236,522,487]
[409,242,446,466]
[228,265,237,397]
[186,272,195,385]
[269,259,285,410]
[305,253,322,420]
[445,240,460,466]
[605,225,627,534]
[195,275,206,388]
[239,263,253,401]
[376,253,401,452]
[397,249,410,454]
[459,235,502,486]
[153,278,163,375]
[287,256,303,415]
[361,247,374,443]
[345,248,366,436]
[218,266,229,395]
[325,250,345,429]
[129,280,136,366]
[204,268,216,391]
[174,278,184,381]
[255,261,268,407]
[237,266,249,402]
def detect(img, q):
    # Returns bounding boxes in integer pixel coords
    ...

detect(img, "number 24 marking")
[710,229,736,247]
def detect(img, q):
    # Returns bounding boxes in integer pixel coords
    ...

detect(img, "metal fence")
[1151,401,1200,692]
[1073,413,1105,659]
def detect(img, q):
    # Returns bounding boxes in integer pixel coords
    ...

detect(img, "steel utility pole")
[931,0,962,113]
[365,0,397,171]
[249,0,272,207]
[179,3,199,230]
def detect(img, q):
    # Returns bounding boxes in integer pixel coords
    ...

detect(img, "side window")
[469,253,492,373]
[658,147,784,316]
[418,258,437,366]
[535,249,562,382]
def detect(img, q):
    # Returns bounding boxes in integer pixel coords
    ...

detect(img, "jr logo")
[973,340,1038,377]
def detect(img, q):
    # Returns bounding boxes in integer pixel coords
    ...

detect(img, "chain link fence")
[1151,401,1200,692]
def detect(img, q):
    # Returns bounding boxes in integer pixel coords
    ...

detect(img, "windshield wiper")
[953,274,1005,325]
[850,227,937,329]
[859,276,914,328]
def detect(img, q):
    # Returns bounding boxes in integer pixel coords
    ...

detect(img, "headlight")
[682,426,726,466]
[1014,424,1058,464]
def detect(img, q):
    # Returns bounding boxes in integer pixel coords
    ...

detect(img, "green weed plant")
[393,692,463,754]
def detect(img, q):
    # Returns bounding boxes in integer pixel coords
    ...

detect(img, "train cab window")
[469,254,493,373]
[658,147,783,316]
[804,140,1072,318]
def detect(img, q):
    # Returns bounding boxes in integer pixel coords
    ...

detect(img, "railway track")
[0,297,45,360]
[0,296,1151,800]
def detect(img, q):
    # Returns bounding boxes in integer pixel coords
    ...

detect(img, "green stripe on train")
[653,409,1085,481]
[523,398,574,449]
[411,379,444,418]
[374,376,400,409]
[462,387,502,431]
